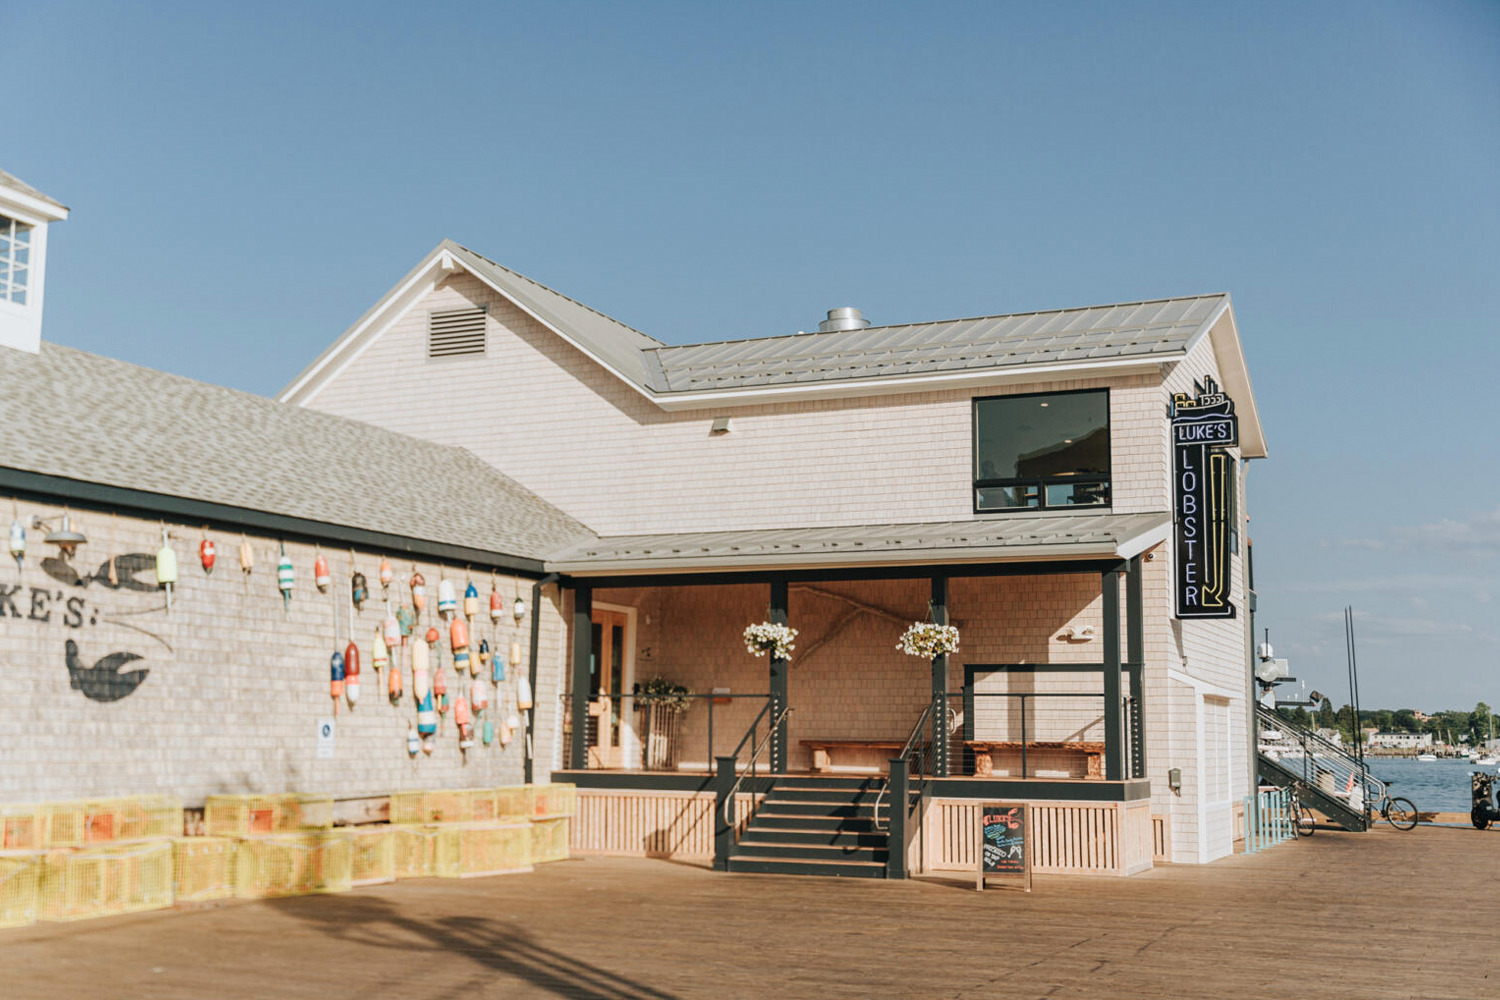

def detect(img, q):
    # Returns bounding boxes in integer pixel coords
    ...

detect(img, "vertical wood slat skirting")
[1151,813,1172,863]
[920,799,1154,877]
[569,790,759,859]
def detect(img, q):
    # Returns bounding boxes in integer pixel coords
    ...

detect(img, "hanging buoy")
[329,649,345,713]
[470,677,488,712]
[492,640,506,682]
[412,639,431,699]
[314,553,331,591]
[396,605,414,639]
[482,717,495,746]
[156,531,178,612]
[489,588,503,623]
[510,641,523,668]
[239,538,254,574]
[438,578,456,618]
[410,572,426,613]
[464,580,479,619]
[388,652,404,702]
[277,545,294,612]
[450,617,471,675]
[422,736,434,755]
[454,693,471,730]
[199,537,216,574]
[379,557,393,590]
[373,627,390,675]
[416,687,436,738]
[8,519,25,565]
[516,674,533,711]
[406,722,420,757]
[506,708,521,733]
[477,638,490,671]
[513,594,527,623]
[344,640,361,708]
[434,663,449,715]
[351,570,368,608]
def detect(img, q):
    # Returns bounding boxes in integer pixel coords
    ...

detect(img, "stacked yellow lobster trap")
[0,784,575,929]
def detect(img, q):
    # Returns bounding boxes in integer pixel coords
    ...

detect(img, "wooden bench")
[965,740,1107,779]
[801,739,906,774]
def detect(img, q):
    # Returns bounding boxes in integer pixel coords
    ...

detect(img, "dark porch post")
[714,755,737,870]
[1102,565,1124,781]
[1126,555,1145,779]
[569,585,593,770]
[769,579,789,774]
[885,757,909,880]
[931,575,950,778]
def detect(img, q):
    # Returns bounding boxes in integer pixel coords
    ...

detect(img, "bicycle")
[1367,777,1419,831]
[1288,795,1316,837]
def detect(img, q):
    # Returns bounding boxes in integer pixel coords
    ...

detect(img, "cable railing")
[558,690,771,772]
[940,689,1122,780]
[1256,705,1369,811]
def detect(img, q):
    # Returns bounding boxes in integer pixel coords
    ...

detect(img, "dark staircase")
[727,776,906,878]
[1255,706,1370,832]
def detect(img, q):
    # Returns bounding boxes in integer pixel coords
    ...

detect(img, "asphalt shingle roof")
[0,343,594,560]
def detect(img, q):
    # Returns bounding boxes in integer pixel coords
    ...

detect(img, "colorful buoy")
[239,538,254,575]
[344,640,361,708]
[199,537,216,574]
[156,531,178,612]
[406,722,420,757]
[351,570,368,608]
[277,544,294,612]
[314,553,331,592]
[8,519,25,565]
[396,606,414,639]
[513,594,527,623]
[438,578,456,617]
[489,588,503,623]
[373,627,390,675]
[410,572,426,613]
[516,674,533,711]
[463,580,479,619]
[379,557,393,590]
[470,677,488,712]
[329,649,345,712]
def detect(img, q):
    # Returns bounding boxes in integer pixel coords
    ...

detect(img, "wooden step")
[727,856,887,878]
[734,840,888,863]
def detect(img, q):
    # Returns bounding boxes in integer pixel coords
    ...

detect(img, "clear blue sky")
[7,2,1498,710]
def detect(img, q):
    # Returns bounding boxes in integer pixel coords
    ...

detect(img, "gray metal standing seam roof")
[0,343,595,561]
[545,512,1171,574]
[643,295,1226,393]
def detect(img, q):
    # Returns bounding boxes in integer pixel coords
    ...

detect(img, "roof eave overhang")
[649,354,1183,412]
[548,537,1169,578]
[0,186,69,224]
[1179,297,1267,459]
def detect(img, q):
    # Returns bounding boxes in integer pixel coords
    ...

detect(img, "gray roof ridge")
[444,240,666,347]
[648,292,1229,355]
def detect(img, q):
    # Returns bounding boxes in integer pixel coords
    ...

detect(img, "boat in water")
[1416,753,1438,761]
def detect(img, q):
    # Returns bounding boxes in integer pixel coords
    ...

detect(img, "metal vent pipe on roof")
[817,307,870,333]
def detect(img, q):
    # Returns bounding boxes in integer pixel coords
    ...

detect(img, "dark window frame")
[972,387,1112,514]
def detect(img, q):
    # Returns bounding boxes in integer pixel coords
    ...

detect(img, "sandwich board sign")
[976,803,1031,892]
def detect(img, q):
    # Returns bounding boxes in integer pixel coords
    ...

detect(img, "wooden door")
[588,609,630,768]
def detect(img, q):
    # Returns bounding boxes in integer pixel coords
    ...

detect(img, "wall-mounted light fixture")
[710,416,731,435]
[1168,767,1182,794]
[1061,625,1095,642]
[32,511,87,558]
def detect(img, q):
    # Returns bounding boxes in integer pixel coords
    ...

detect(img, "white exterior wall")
[303,273,1171,536]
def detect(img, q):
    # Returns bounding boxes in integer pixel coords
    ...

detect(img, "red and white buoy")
[344,640,361,708]
[411,572,427,613]
[315,552,331,591]
[379,557,394,591]
[200,537,216,574]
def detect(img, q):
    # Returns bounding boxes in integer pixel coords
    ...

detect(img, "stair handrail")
[873,703,934,832]
[1256,705,1369,810]
[721,704,794,827]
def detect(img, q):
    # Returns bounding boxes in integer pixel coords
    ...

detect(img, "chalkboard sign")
[976,803,1031,891]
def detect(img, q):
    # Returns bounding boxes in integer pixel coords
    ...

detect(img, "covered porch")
[544,513,1166,876]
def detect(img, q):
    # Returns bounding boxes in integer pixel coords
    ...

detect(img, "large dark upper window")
[973,389,1111,511]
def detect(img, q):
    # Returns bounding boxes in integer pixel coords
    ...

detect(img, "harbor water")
[1366,757,1495,813]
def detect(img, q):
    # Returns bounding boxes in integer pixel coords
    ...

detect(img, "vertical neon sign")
[1172,377,1238,619]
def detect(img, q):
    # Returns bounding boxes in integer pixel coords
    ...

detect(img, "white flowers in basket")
[897,622,960,659]
[743,621,798,660]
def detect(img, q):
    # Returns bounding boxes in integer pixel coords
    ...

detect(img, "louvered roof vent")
[428,306,487,358]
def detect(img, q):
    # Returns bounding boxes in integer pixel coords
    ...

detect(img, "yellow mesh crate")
[0,852,43,928]
[172,837,237,902]
[41,803,87,848]
[493,786,531,820]
[204,794,334,837]
[349,827,396,886]
[1,804,46,851]
[532,784,577,819]
[430,822,532,879]
[387,789,483,825]
[387,792,426,826]
[529,817,569,864]
[390,825,437,879]
[234,831,352,899]
[39,841,175,922]
[467,789,500,823]
[83,796,183,844]
[424,789,471,824]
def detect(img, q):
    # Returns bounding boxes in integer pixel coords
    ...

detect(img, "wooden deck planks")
[1,824,1495,999]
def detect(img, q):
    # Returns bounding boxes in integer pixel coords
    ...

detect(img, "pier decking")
[3,824,1495,999]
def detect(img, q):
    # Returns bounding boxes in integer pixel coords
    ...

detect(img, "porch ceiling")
[545,511,1170,575]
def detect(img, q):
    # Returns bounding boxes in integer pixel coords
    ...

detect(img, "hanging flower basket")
[897,622,960,659]
[743,621,798,660]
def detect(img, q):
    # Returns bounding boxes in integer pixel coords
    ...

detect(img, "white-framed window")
[0,213,33,305]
